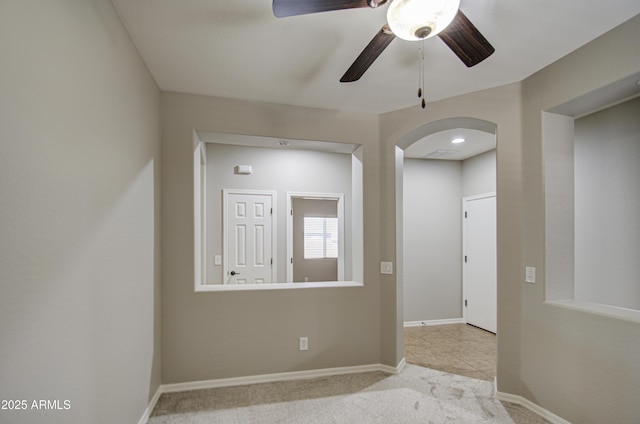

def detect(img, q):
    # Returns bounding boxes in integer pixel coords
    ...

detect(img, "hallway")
[404,323,496,382]
[405,324,554,423]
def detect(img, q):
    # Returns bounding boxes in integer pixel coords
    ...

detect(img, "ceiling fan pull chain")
[420,39,426,109]
[417,41,422,99]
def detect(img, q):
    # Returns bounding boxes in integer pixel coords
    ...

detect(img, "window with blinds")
[303,217,338,259]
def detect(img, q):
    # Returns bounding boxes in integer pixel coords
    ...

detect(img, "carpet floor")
[148,364,549,423]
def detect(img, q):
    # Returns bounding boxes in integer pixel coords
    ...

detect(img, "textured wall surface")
[574,97,640,310]
[161,92,387,383]
[0,1,162,423]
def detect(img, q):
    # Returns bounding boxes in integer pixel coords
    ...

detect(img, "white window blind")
[304,217,338,259]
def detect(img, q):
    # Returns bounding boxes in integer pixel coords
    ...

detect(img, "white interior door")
[224,190,276,284]
[463,194,497,333]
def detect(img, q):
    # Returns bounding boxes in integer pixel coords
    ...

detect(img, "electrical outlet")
[299,337,308,351]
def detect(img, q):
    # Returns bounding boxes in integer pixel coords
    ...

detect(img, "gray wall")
[0,1,162,423]
[388,15,640,423]
[403,150,496,322]
[574,97,640,310]
[205,143,352,284]
[4,3,637,423]
[462,150,497,198]
[161,92,389,383]
[403,159,462,322]
[518,14,640,423]
[382,83,524,409]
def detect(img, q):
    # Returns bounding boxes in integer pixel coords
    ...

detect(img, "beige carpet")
[148,364,548,423]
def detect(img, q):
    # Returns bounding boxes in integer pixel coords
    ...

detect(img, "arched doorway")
[396,117,498,380]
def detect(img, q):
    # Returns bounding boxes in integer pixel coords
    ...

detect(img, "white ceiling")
[404,128,495,160]
[111,0,640,115]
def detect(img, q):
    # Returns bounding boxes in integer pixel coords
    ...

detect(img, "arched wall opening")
[395,116,498,336]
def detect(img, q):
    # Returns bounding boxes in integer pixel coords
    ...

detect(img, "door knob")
[230,271,240,276]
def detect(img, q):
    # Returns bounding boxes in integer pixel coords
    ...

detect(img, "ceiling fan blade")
[438,10,495,67]
[273,0,373,18]
[340,25,395,83]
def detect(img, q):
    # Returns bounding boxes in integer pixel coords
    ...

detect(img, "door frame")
[286,192,345,283]
[462,192,496,330]
[223,189,277,284]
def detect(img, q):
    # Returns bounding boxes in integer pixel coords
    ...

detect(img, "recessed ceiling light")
[451,138,465,144]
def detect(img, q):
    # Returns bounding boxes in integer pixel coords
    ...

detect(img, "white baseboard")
[137,387,162,424]
[141,361,573,424]
[139,362,406,423]
[496,391,572,424]
[392,357,407,374]
[161,363,403,394]
[404,318,465,327]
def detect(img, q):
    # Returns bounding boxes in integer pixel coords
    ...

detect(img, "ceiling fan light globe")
[386,0,460,41]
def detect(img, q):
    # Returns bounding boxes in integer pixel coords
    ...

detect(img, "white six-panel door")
[223,190,276,284]
[463,193,497,333]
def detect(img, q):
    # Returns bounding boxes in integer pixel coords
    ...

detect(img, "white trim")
[393,357,407,374]
[286,191,345,283]
[137,386,162,424]
[404,318,465,327]
[351,146,364,283]
[137,359,403,423]
[545,299,640,324]
[138,362,569,424]
[160,363,404,394]
[496,391,572,424]
[195,280,362,292]
[463,192,497,202]
[193,140,207,290]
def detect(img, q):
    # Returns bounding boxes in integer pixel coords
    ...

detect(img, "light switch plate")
[380,262,393,275]
[214,255,222,266]
[299,337,308,351]
[525,266,536,283]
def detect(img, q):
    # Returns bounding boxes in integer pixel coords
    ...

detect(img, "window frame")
[193,134,364,292]
[286,192,345,283]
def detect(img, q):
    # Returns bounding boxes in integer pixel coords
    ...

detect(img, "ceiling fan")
[272,0,495,83]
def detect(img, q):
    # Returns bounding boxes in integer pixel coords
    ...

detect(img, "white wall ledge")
[545,299,640,324]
